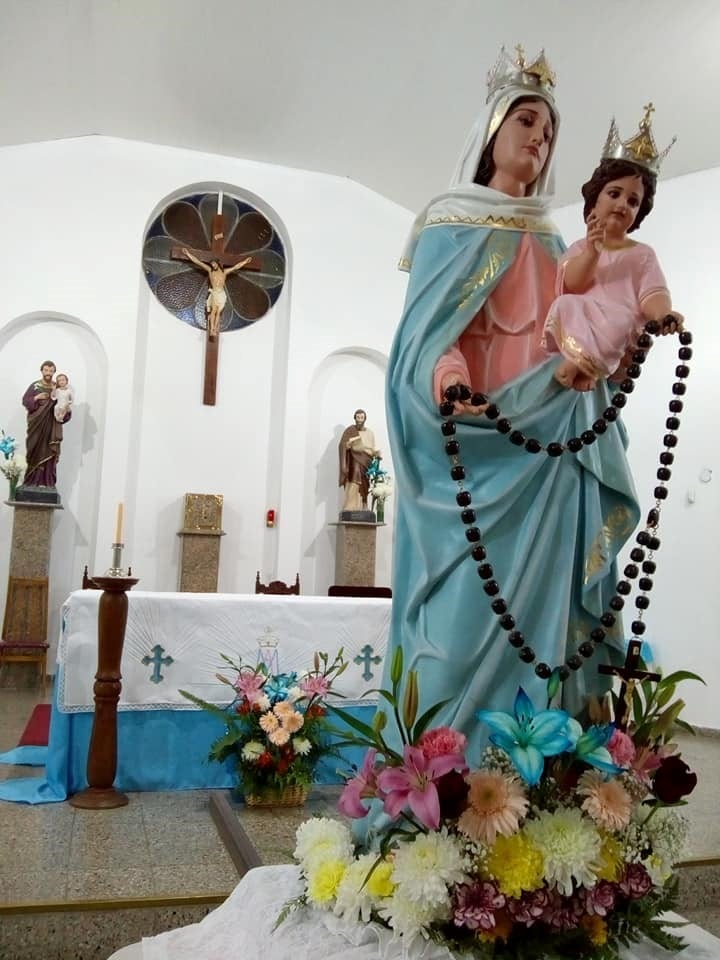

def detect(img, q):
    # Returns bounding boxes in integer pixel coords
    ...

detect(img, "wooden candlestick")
[69,574,139,809]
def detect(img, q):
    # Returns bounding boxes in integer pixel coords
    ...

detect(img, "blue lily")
[477,687,573,785]
[263,671,299,703]
[0,432,16,460]
[565,718,622,775]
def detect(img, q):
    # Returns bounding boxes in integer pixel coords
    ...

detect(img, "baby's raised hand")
[586,213,605,253]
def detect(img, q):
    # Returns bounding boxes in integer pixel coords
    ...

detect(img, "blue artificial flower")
[564,718,622,775]
[0,432,16,460]
[263,671,299,703]
[477,688,573,785]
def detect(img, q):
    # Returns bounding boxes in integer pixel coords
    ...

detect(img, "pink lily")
[338,749,381,818]
[299,675,330,698]
[377,744,465,830]
[234,671,266,704]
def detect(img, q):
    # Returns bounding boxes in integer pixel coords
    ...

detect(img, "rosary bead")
[451,465,466,481]
[496,418,512,434]
[557,665,571,681]
[483,580,500,596]
[646,508,660,527]
[456,491,472,507]
[620,378,634,394]
[535,662,552,679]
[636,531,651,546]
[612,394,627,408]
[466,527,481,542]
[590,627,606,642]
[461,508,476,524]
[445,439,460,456]
[641,560,656,574]
[485,404,500,419]
[524,438,542,454]
[675,364,690,379]
[679,330,692,345]
[663,434,678,448]
[444,385,460,402]
[630,547,645,562]
[478,563,494,579]
[439,401,454,417]
[668,398,684,413]
[624,564,639,579]
[567,437,583,453]
[441,420,456,436]
[518,646,536,663]
[631,620,646,635]
[509,431,525,446]
[616,580,631,595]
[579,641,595,657]
[648,535,661,551]
[626,363,642,379]
[654,486,668,499]
[471,544,487,561]
[581,430,596,445]
[659,451,674,465]
[635,595,650,610]
[678,346,692,361]
[665,417,680,432]
[645,320,660,335]
[639,577,653,592]
[637,333,653,348]
[508,631,524,648]
[592,419,608,434]
[600,612,616,628]
[657,467,671,482]
[609,595,625,611]
[471,392,488,407]
[567,654,583,670]
[458,384,472,401]
[492,599,508,615]
[632,350,647,364]
[672,382,686,396]
[499,614,516,630]
[603,407,619,422]
[546,442,564,458]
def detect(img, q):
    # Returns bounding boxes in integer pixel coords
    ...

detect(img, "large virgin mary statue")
[383,48,639,764]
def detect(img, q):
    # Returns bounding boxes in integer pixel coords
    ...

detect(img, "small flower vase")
[375,498,385,523]
[8,477,18,501]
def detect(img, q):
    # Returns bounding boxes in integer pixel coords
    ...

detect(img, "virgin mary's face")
[491,99,553,190]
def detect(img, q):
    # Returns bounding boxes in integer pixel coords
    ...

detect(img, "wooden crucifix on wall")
[170,193,261,406]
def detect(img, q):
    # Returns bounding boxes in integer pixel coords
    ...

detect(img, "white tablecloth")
[58,591,390,712]
[106,865,720,960]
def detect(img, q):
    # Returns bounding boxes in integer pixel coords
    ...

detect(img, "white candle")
[216,191,223,215]
[114,503,124,544]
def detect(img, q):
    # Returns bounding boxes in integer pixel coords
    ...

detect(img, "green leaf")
[659,670,705,686]
[179,689,233,723]
[390,646,403,686]
[326,703,379,742]
[411,698,453,741]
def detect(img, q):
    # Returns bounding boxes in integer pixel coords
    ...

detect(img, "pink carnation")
[607,729,636,768]
[418,726,467,761]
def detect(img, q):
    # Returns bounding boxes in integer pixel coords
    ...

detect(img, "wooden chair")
[0,576,49,696]
[255,572,300,595]
[328,585,392,599]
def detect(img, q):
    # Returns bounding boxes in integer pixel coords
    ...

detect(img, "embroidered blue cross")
[141,645,174,684]
[354,644,382,682]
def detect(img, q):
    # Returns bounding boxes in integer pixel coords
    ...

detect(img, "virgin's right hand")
[441,376,487,416]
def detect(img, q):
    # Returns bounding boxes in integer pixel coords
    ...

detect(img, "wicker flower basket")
[244,784,309,808]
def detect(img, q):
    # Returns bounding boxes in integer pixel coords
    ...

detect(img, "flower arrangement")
[180,649,347,799]
[281,648,702,959]
[0,429,25,495]
[367,456,393,522]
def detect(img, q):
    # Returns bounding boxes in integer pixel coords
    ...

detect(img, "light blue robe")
[382,217,640,764]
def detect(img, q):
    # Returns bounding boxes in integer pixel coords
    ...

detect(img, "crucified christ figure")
[182,248,252,340]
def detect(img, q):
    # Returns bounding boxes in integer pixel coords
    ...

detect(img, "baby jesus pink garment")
[433,234,557,399]
[542,239,669,379]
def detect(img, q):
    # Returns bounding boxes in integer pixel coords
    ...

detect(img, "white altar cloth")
[58,591,391,712]
[107,865,720,960]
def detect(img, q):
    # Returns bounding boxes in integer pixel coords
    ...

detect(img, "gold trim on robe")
[424,213,558,233]
[584,505,635,584]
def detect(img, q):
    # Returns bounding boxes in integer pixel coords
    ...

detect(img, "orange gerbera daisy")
[457,770,528,845]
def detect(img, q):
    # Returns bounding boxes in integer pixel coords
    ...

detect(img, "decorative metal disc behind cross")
[142,192,286,405]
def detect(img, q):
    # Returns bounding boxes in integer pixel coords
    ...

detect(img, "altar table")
[0,591,390,804]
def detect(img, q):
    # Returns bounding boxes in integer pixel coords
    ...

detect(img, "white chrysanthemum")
[294,817,354,872]
[292,736,312,756]
[643,808,690,884]
[333,853,380,923]
[286,685,303,703]
[391,828,468,908]
[524,807,602,896]
[240,740,264,762]
[378,889,450,944]
[255,694,271,712]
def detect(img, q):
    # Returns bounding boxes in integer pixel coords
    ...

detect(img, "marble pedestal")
[330,521,380,586]
[177,529,225,592]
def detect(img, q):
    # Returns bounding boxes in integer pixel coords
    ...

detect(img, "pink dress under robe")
[543,239,669,379]
[433,233,557,399]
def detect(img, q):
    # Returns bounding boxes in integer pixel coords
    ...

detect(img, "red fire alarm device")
[266,509,276,528]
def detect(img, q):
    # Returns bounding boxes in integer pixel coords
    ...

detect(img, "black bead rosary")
[439,319,693,684]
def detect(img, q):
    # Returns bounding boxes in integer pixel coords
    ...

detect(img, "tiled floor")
[1,683,719,955]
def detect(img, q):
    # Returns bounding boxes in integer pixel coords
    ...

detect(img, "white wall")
[0,136,411,655]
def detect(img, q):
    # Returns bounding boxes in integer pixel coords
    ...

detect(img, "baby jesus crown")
[601,103,676,175]
[486,44,556,105]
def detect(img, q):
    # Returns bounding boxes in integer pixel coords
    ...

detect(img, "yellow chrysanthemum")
[581,914,609,946]
[307,859,348,905]
[596,833,623,882]
[366,860,395,900]
[486,832,544,899]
